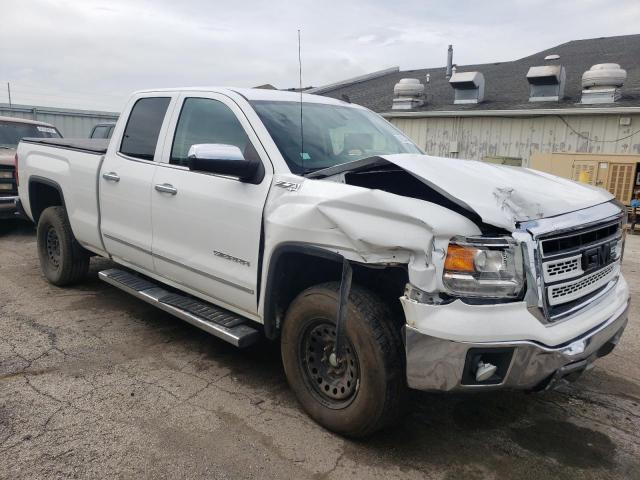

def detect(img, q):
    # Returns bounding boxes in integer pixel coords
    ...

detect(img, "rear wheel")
[281,282,407,437]
[36,206,89,286]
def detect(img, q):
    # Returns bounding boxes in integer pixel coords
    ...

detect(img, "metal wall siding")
[391,114,640,165]
[0,104,119,138]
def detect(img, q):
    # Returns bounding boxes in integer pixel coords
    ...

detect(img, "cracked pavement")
[1,219,639,480]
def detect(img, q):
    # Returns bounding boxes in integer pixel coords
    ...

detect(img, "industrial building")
[313,34,640,205]
[0,102,118,138]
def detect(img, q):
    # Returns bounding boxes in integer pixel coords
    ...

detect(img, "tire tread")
[37,206,89,286]
[283,281,407,437]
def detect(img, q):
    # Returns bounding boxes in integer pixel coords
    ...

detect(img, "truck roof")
[0,115,57,128]
[131,87,357,106]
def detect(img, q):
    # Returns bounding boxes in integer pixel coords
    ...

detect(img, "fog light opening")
[475,361,498,382]
[462,348,515,386]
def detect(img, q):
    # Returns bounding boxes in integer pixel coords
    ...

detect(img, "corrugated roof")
[317,34,640,113]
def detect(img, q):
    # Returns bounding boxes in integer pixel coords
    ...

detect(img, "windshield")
[0,121,61,149]
[250,100,421,174]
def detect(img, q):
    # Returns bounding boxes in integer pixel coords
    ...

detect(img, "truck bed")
[21,137,109,155]
[18,138,107,255]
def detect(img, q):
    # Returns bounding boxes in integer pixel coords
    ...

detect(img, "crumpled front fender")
[261,175,482,298]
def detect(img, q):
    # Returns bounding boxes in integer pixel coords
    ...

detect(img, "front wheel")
[36,206,89,286]
[281,282,407,437]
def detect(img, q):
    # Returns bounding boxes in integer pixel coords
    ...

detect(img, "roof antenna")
[298,29,305,173]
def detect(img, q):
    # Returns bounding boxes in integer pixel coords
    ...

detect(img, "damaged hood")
[377,154,613,230]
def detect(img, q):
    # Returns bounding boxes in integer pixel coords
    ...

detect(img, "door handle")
[102,172,120,182]
[155,183,178,195]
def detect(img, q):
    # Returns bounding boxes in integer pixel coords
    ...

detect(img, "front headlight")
[443,236,524,298]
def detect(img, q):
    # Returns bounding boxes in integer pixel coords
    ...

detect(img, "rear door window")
[120,97,170,161]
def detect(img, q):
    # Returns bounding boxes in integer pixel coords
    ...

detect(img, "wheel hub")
[301,322,359,403]
[46,226,61,268]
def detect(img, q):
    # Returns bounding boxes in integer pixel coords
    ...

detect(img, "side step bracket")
[98,268,261,348]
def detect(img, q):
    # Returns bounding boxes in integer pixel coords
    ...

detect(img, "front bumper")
[0,196,18,219]
[405,299,629,391]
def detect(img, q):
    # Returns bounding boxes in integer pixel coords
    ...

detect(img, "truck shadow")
[76,262,628,478]
[357,389,618,474]
[0,218,34,237]
[157,323,621,476]
[196,331,621,477]
[192,328,625,477]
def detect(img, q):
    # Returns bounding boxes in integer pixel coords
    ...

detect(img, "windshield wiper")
[306,156,388,179]
[302,167,325,175]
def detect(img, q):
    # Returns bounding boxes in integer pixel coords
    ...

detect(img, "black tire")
[281,282,407,437]
[36,206,89,286]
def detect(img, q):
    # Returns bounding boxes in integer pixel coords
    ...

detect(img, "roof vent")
[581,63,627,104]
[449,71,485,104]
[392,78,424,110]
[446,45,454,79]
[526,65,566,102]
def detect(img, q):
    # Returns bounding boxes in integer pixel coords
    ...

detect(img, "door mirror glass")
[187,143,260,182]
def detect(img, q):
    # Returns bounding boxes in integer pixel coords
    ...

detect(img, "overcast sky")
[1,0,638,112]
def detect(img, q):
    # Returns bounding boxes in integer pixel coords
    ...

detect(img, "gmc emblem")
[582,244,611,272]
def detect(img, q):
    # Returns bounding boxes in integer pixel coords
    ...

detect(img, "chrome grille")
[540,222,620,257]
[538,219,622,320]
[542,254,582,282]
[547,263,618,306]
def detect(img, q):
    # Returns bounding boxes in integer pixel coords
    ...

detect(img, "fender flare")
[27,175,67,223]
[262,242,343,340]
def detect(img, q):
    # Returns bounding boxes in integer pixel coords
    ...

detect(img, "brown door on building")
[532,153,640,206]
[607,163,636,204]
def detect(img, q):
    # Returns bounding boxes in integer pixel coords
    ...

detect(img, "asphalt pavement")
[1,219,639,479]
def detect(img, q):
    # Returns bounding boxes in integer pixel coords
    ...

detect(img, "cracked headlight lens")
[443,236,524,298]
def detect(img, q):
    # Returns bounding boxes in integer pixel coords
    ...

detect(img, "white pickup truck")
[16,88,629,437]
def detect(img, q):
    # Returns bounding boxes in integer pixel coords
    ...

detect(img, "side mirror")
[187,144,262,183]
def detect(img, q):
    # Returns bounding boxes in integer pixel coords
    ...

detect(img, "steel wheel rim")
[299,320,360,409]
[45,226,61,268]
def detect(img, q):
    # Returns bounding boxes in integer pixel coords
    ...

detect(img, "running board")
[98,268,261,348]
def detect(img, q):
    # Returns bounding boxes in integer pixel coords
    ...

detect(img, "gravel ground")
[1,219,639,480]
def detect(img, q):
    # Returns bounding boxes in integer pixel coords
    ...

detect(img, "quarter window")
[170,98,258,166]
[120,97,170,161]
